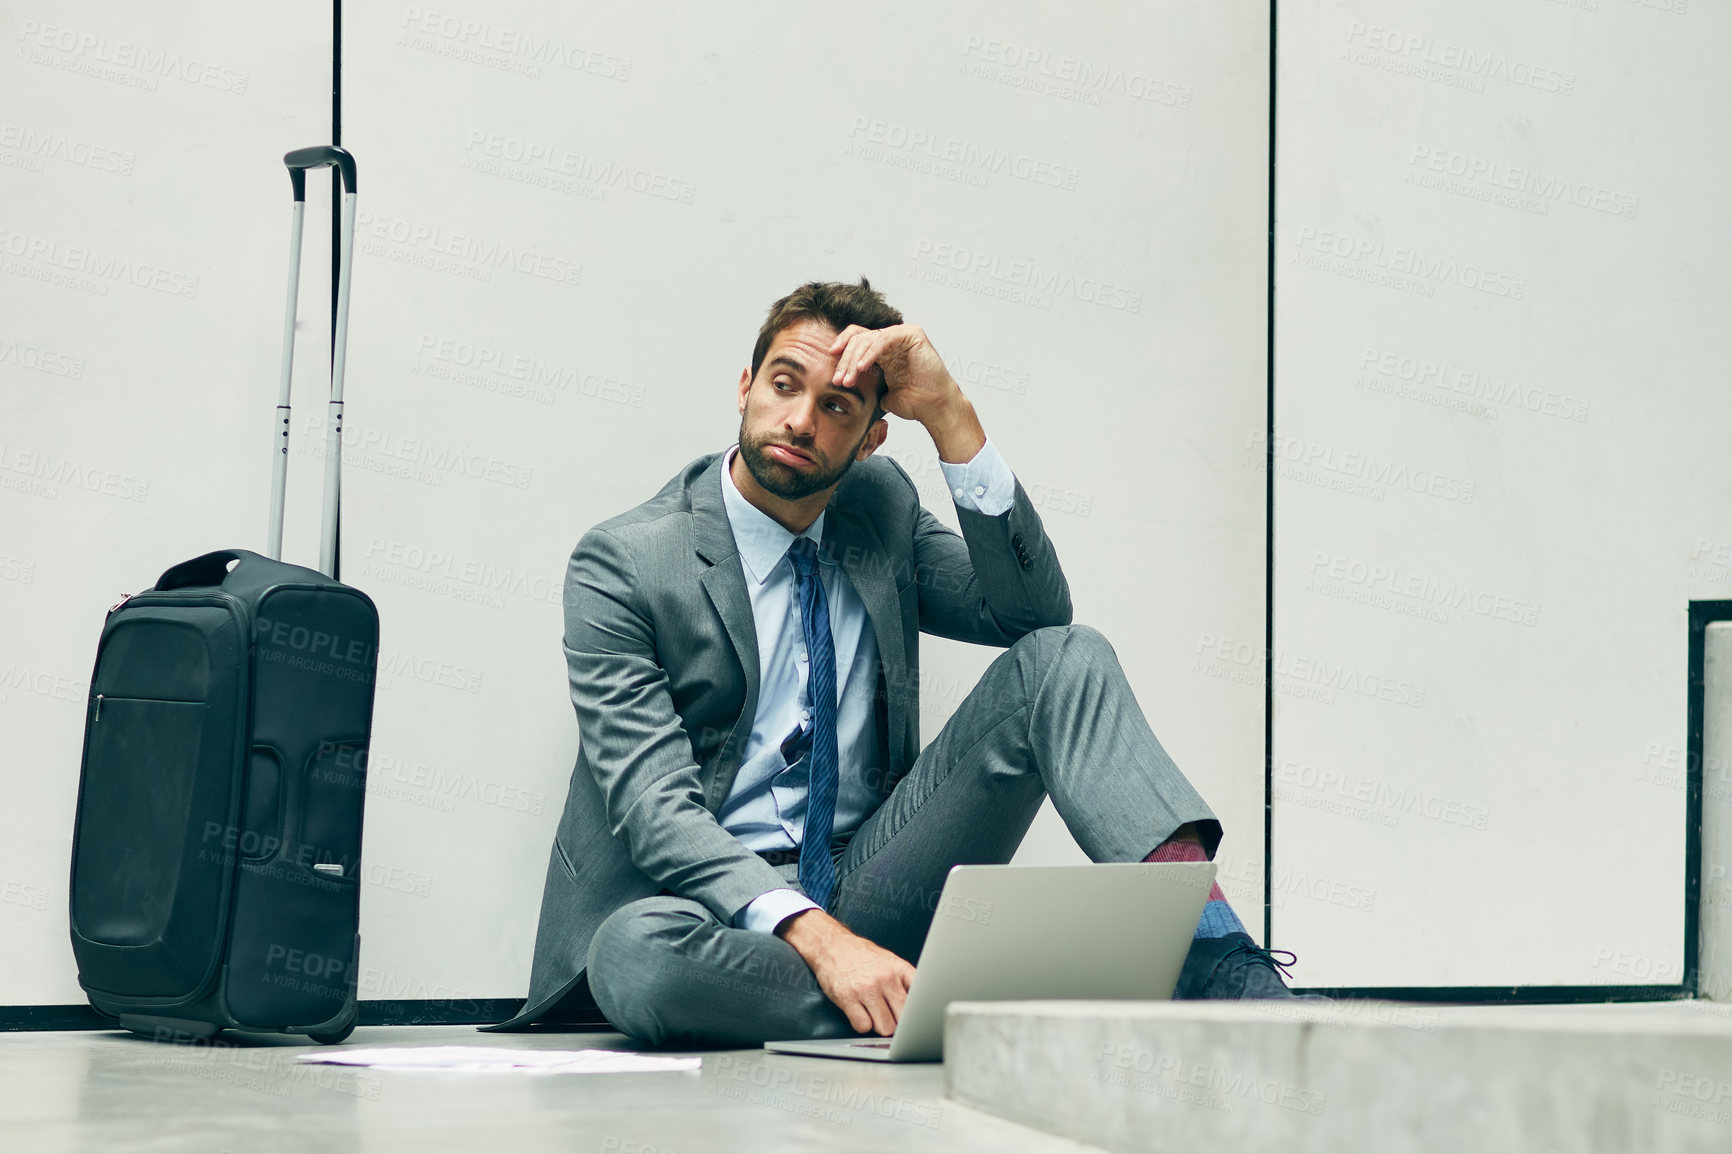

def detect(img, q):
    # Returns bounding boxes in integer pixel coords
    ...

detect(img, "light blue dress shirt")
[718,438,1018,933]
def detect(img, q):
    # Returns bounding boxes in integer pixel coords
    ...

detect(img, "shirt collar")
[720,444,828,586]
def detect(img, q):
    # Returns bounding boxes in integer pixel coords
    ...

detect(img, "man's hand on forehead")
[827,323,959,426]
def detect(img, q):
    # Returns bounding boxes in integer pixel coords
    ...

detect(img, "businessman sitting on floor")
[501,278,1301,1044]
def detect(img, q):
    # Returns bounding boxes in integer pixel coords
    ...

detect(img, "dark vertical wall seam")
[329,0,341,337]
[1263,0,1277,949]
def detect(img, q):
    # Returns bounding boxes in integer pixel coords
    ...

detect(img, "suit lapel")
[689,453,911,805]
[690,456,759,809]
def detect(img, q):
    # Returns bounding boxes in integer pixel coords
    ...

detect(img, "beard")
[736,411,872,500]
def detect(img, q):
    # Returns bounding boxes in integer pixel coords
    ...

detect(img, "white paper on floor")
[296,1047,702,1074]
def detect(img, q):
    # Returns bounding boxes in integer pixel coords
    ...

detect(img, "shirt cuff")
[938,436,1015,517]
[736,888,822,935]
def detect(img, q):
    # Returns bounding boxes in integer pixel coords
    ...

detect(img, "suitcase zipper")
[93,694,102,723]
[107,593,132,615]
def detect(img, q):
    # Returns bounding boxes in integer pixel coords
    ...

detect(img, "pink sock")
[1144,837,1227,904]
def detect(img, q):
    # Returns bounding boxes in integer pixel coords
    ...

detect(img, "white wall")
[340,2,1272,1000]
[1272,0,1732,987]
[10,1,1726,1014]
[0,4,1270,1013]
[0,3,334,1002]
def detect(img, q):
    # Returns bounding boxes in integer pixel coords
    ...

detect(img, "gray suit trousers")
[584,623,1219,1046]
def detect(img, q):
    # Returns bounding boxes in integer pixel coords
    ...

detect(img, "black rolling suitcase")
[69,147,372,1044]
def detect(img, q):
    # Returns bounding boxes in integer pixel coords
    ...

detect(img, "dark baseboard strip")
[1295,984,1690,1004]
[357,998,523,1026]
[0,1005,111,1032]
[0,999,532,1033]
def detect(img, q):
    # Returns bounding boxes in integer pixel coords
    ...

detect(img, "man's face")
[736,319,885,500]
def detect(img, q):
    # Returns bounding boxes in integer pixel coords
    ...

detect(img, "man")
[498,279,1300,1044]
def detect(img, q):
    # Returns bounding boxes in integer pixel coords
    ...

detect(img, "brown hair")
[751,278,902,419]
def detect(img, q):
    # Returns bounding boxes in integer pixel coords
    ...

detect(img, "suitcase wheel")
[117,1014,223,1044]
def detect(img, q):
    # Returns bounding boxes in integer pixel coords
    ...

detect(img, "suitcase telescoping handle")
[270,146,359,578]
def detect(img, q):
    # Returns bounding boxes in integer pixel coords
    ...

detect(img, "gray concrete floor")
[0,1024,1101,1154]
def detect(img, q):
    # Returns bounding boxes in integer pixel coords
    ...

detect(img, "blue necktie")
[786,536,839,908]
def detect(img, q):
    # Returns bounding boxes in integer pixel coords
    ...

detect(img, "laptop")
[763,860,1216,1063]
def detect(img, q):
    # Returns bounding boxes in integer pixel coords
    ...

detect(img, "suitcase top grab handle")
[285,147,357,199]
[156,550,253,592]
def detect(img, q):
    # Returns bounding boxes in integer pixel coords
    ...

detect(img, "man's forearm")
[776,906,833,951]
[777,908,916,1036]
[923,393,986,464]
[917,437,1073,642]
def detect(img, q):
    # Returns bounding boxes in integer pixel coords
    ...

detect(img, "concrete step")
[943,999,1732,1153]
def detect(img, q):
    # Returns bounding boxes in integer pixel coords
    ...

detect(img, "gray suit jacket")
[496,448,1071,1028]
